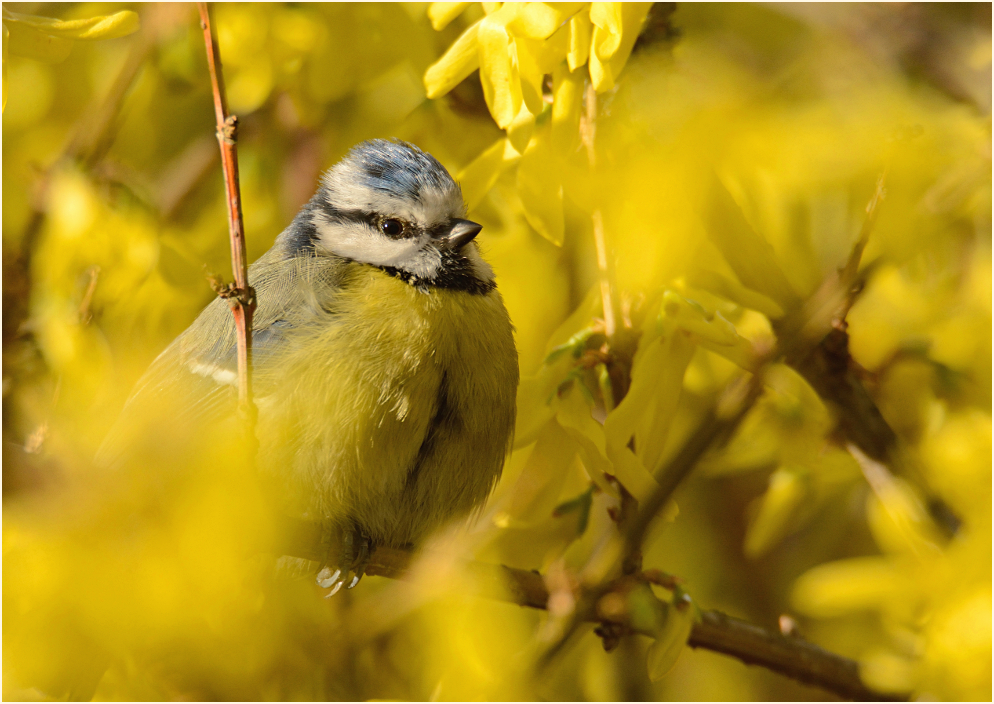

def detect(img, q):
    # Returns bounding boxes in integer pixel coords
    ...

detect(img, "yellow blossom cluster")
[423,2,652,246]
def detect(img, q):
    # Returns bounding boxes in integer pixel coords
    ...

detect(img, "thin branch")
[197,2,258,439]
[277,536,904,701]
[689,610,903,702]
[775,178,959,536]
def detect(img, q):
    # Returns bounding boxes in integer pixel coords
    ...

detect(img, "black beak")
[445,219,483,250]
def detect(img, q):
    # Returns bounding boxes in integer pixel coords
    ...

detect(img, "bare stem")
[197,2,258,439]
[278,537,904,701]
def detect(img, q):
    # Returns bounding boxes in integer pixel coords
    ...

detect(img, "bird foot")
[316,525,372,597]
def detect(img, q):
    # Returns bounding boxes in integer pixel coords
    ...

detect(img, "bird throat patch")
[376,252,496,295]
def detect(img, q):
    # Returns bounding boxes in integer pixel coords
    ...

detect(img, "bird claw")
[322,579,345,599]
[316,566,342,590]
[315,525,373,596]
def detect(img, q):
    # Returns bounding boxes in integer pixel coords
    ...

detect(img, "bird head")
[309,139,493,292]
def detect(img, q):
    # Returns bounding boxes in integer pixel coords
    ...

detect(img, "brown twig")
[689,610,903,701]
[197,2,258,439]
[277,536,903,701]
[774,177,959,536]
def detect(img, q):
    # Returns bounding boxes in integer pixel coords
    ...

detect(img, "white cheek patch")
[312,211,444,279]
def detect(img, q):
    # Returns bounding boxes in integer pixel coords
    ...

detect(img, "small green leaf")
[543,326,595,365]
[552,484,594,535]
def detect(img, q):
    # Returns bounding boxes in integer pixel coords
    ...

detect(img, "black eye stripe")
[317,205,431,240]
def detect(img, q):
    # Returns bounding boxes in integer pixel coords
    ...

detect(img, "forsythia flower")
[426,2,651,126]
[424,2,652,245]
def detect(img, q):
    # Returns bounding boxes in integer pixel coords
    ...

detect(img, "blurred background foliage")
[2,2,991,701]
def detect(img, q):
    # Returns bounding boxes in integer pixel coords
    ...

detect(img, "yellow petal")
[506,102,536,154]
[605,4,652,73]
[744,468,806,558]
[588,30,611,91]
[456,138,522,212]
[554,384,618,498]
[515,21,571,109]
[506,2,584,40]
[424,20,481,99]
[589,2,651,92]
[647,603,694,681]
[605,335,666,451]
[517,125,564,245]
[661,291,739,346]
[506,420,578,523]
[791,557,902,618]
[605,440,660,506]
[4,20,72,63]
[3,8,141,40]
[609,331,696,474]
[696,335,757,372]
[478,7,522,128]
[689,270,786,320]
[865,477,943,559]
[566,13,591,71]
[427,2,472,31]
[513,37,546,116]
[589,3,622,58]
[537,22,571,73]
[2,8,139,40]
[704,174,801,310]
[589,3,622,35]
[514,377,558,449]
[860,650,918,695]
[661,288,761,372]
[555,380,661,504]
[551,61,583,153]
[481,2,503,15]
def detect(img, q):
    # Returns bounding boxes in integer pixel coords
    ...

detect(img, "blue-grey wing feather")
[96,230,346,469]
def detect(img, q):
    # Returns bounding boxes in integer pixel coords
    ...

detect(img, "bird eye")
[380,219,404,237]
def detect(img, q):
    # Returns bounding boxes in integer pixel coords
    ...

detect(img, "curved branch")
[276,531,905,702]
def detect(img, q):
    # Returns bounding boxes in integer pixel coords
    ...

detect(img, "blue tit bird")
[99,139,518,593]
